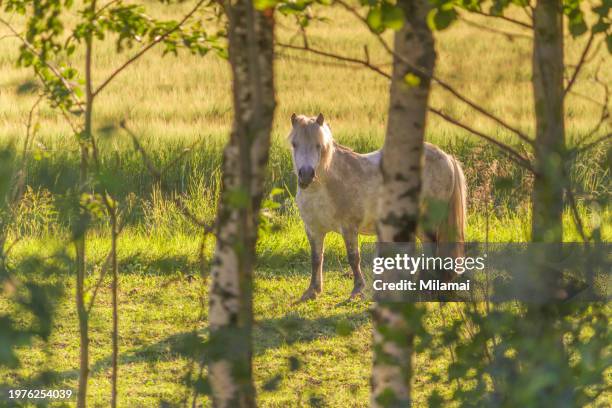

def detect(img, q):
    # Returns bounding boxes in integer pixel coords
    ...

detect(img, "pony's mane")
[288,115,334,146]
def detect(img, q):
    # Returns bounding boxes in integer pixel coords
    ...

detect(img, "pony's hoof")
[296,288,321,303]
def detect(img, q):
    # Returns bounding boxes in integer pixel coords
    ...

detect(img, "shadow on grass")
[11,245,349,279]
[117,250,346,278]
[254,311,368,353]
[6,310,368,393]
[120,252,199,276]
[89,310,368,376]
[120,249,349,278]
[256,248,347,276]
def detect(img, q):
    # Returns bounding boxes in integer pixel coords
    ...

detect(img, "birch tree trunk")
[76,8,96,404]
[371,0,435,405]
[525,2,574,404]
[531,0,564,243]
[207,1,275,406]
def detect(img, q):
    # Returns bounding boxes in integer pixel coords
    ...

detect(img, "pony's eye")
[292,141,297,148]
[316,144,321,150]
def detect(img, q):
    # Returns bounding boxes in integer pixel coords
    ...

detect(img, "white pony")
[289,113,466,301]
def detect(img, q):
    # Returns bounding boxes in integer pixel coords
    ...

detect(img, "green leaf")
[16,80,39,94]
[403,72,421,87]
[491,0,511,15]
[591,20,608,34]
[427,7,457,31]
[381,2,404,30]
[568,13,587,37]
[592,4,609,17]
[366,7,383,33]
[254,0,277,10]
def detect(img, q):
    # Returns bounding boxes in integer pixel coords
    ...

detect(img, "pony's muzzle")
[298,166,315,188]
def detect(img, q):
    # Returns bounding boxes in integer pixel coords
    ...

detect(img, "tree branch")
[566,184,589,242]
[174,198,214,232]
[429,107,535,173]
[32,70,82,134]
[12,94,44,203]
[459,15,532,40]
[0,17,85,113]
[276,41,391,79]
[276,50,390,70]
[119,121,162,180]
[470,9,533,29]
[564,32,594,96]
[119,121,213,231]
[334,0,535,147]
[573,65,610,153]
[86,250,113,313]
[86,205,129,313]
[160,139,204,175]
[278,31,535,173]
[93,0,206,97]
[576,132,611,154]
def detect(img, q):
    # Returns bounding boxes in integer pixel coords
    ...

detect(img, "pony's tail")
[438,156,467,259]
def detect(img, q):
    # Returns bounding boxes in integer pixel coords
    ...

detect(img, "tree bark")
[371,0,435,406]
[76,5,95,404]
[108,201,119,408]
[207,1,275,407]
[531,0,564,243]
[525,2,574,405]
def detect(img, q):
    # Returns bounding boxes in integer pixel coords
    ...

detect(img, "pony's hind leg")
[341,227,366,300]
[299,229,325,302]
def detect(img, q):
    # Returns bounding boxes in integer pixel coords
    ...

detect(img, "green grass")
[2,227,369,407]
[0,0,610,406]
[2,206,610,407]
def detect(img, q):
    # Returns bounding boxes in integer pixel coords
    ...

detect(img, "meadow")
[0,1,610,406]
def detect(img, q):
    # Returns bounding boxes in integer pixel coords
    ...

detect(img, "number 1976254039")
[7,389,73,400]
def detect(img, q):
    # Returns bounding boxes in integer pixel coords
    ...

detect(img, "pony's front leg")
[299,230,325,302]
[342,228,366,300]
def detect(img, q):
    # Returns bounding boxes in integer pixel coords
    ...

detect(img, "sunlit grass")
[2,203,609,406]
[0,1,610,406]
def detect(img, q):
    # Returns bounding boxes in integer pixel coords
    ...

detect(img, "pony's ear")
[291,113,297,127]
[316,113,324,126]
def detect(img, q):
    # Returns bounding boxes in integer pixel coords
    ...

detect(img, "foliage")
[1,0,226,405]
[1,0,225,116]
[364,0,405,33]
[0,148,64,396]
[0,1,609,406]
[428,0,612,50]
[426,302,611,407]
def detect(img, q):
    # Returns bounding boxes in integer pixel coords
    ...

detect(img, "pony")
[288,113,466,301]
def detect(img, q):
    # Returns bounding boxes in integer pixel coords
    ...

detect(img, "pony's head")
[288,113,334,189]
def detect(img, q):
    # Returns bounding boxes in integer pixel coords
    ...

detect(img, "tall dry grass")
[0,2,609,235]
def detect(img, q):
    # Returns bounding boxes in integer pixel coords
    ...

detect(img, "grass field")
[0,1,610,406]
